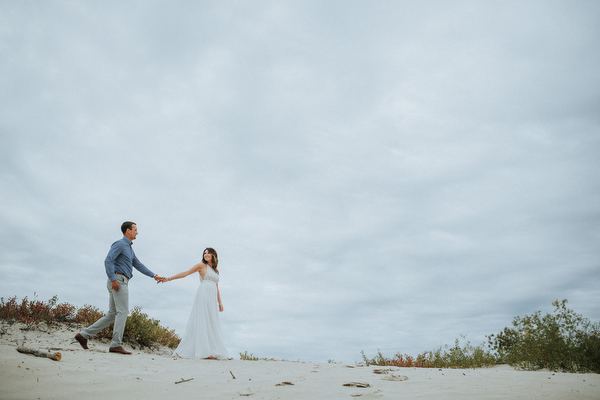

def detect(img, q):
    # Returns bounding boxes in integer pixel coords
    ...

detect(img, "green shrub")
[487,299,600,373]
[123,306,181,349]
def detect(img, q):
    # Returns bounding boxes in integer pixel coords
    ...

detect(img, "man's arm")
[104,240,123,282]
[132,252,157,279]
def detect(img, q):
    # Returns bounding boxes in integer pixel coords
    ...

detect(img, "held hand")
[154,275,165,283]
[111,280,120,291]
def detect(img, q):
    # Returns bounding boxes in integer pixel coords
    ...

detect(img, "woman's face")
[203,250,212,264]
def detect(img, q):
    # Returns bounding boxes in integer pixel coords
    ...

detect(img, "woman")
[165,248,229,359]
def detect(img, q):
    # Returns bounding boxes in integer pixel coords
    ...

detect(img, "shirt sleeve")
[132,251,155,278]
[104,240,123,282]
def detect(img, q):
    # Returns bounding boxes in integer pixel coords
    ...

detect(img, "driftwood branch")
[175,377,194,384]
[16,346,62,361]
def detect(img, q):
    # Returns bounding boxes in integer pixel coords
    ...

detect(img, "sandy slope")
[1,320,598,399]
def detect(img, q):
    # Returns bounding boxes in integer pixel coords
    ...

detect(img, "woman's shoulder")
[195,262,207,271]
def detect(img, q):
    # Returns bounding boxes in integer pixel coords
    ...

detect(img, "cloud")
[1,1,599,362]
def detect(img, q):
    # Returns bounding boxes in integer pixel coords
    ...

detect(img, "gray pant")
[80,275,129,348]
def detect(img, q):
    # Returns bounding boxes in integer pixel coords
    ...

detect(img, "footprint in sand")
[381,374,408,381]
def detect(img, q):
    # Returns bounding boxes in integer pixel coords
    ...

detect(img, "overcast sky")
[1,0,599,363]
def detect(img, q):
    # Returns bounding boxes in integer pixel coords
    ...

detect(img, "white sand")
[1,321,598,399]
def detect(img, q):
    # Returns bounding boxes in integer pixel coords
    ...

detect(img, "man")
[75,221,163,354]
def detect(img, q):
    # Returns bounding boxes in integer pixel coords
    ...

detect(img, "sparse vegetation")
[362,299,599,373]
[361,335,497,369]
[239,351,262,361]
[0,295,181,349]
[239,351,279,361]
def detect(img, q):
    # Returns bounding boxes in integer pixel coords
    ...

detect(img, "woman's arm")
[167,263,205,281]
[217,283,223,312]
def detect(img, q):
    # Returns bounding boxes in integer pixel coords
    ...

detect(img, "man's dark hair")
[121,221,136,234]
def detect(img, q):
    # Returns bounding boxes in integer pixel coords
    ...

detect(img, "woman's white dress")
[173,267,229,359]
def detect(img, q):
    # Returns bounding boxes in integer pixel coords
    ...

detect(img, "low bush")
[122,306,181,348]
[0,295,181,349]
[74,304,105,326]
[487,299,600,373]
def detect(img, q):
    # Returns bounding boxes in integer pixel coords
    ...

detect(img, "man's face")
[125,224,138,241]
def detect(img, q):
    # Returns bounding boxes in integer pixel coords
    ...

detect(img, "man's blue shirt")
[104,236,155,281]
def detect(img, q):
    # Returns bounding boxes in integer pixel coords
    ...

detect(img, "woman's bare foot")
[205,356,217,360]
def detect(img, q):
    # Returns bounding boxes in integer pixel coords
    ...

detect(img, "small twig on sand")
[175,377,194,384]
[343,382,370,388]
[230,370,236,379]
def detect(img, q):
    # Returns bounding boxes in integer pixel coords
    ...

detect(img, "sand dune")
[1,321,598,399]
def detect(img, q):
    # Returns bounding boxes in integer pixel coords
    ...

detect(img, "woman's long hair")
[202,247,219,274]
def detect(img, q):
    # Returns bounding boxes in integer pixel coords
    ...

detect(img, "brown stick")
[16,346,62,361]
[175,377,194,384]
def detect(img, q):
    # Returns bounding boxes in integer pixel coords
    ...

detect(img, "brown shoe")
[75,333,89,349]
[109,346,132,355]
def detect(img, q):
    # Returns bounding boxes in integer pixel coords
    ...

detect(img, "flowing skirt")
[173,281,229,359]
